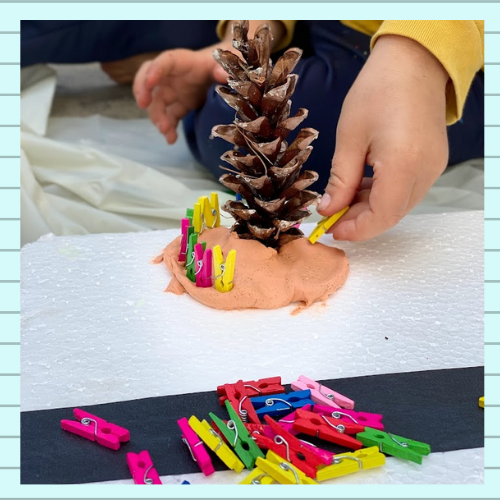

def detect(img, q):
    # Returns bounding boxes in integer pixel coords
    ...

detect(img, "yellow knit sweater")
[217,21,484,125]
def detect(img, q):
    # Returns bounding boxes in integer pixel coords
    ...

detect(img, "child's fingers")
[164,102,188,144]
[213,65,229,84]
[148,89,170,133]
[133,61,153,108]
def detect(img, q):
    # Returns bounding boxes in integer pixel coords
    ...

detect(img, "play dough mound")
[159,227,349,310]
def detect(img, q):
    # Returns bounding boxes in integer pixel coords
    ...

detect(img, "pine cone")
[212,20,321,249]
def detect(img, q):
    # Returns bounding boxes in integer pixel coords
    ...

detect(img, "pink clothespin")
[127,450,162,484]
[177,417,215,476]
[178,218,191,262]
[276,404,313,434]
[61,408,130,451]
[291,375,354,409]
[194,244,212,288]
[313,404,384,430]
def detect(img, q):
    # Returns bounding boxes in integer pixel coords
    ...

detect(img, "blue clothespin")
[250,390,314,418]
[181,480,190,484]
[235,193,242,202]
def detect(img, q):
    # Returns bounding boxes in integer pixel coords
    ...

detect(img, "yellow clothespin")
[213,245,236,292]
[241,451,317,485]
[479,396,484,408]
[316,446,385,482]
[239,466,276,485]
[188,416,244,473]
[308,206,349,244]
[193,201,204,234]
[199,193,220,229]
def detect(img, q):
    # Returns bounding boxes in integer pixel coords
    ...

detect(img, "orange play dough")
[158,227,349,311]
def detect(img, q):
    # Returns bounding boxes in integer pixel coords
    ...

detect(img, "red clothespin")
[194,244,212,288]
[313,404,384,431]
[277,403,313,434]
[253,415,324,478]
[221,380,261,424]
[243,422,269,437]
[61,408,130,451]
[292,409,364,450]
[127,450,162,484]
[177,417,215,476]
[217,376,284,404]
[178,218,191,262]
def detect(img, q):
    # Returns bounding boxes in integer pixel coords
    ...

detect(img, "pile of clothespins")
[179,192,236,292]
[60,375,432,485]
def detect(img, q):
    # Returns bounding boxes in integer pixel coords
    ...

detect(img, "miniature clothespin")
[177,417,215,476]
[213,245,236,292]
[356,427,431,465]
[313,404,384,431]
[194,244,213,288]
[291,375,354,409]
[61,408,130,451]
[240,451,318,485]
[193,201,204,233]
[186,208,194,226]
[479,396,484,408]
[276,403,313,434]
[235,193,243,202]
[308,206,349,244]
[188,416,244,473]
[127,450,162,484]
[221,379,261,424]
[250,390,314,418]
[186,235,206,282]
[217,376,284,404]
[252,415,324,478]
[209,400,265,469]
[181,480,190,484]
[316,446,385,481]
[292,408,364,449]
[198,193,220,229]
[179,218,193,263]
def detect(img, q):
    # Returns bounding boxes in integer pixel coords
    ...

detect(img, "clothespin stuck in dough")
[213,245,236,292]
[198,192,220,229]
[308,206,349,244]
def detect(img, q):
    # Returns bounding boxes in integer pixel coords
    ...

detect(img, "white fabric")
[20,64,484,246]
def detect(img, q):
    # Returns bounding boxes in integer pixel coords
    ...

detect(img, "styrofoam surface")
[20,211,484,484]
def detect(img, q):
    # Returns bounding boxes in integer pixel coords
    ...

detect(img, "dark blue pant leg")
[21,20,219,66]
[186,20,484,192]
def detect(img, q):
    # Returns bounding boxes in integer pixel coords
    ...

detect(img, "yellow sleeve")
[216,21,297,52]
[371,21,484,124]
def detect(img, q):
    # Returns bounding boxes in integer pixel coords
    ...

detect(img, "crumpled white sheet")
[20,64,484,246]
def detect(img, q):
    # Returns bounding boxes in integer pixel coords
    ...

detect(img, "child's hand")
[317,35,450,241]
[134,45,230,144]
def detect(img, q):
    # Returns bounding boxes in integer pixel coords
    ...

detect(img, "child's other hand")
[133,45,230,144]
[317,35,450,241]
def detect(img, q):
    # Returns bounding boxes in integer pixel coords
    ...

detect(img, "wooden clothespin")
[316,446,385,481]
[188,416,244,473]
[253,414,324,478]
[313,404,384,431]
[198,192,220,229]
[61,408,130,451]
[277,403,313,434]
[186,208,194,226]
[213,245,236,292]
[193,201,203,233]
[292,408,364,449]
[127,450,162,484]
[308,206,349,244]
[178,218,193,263]
[291,375,354,409]
[217,376,284,405]
[250,390,314,418]
[220,379,261,425]
[356,427,431,464]
[479,396,484,408]
[186,234,206,282]
[177,417,215,476]
[209,400,265,469]
[194,244,212,288]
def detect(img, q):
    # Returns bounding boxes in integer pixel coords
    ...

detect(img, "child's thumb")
[317,149,365,215]
[213,65,229,84]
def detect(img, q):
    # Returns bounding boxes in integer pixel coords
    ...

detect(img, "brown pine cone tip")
[212,20,321,249]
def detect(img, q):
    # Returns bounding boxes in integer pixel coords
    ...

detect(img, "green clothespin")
[356,427,431,465]
[181,226,194,267]
[186,234,205,282]
[186,208,194,226]
[209,400,265,470]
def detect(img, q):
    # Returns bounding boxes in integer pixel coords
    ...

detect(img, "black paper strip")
[21,367,484,484]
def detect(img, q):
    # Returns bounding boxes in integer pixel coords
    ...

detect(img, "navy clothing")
[22,21,484,192]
